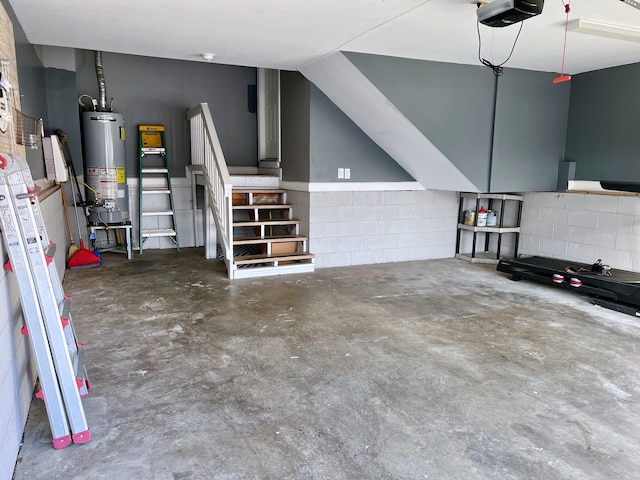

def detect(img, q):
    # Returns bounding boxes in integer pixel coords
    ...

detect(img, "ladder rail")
[13,157,88,356]
[14,157,86,380]
[8,175,90,441]
[138,125,179,253]
[0,161,71,448]
[1,153,91,448]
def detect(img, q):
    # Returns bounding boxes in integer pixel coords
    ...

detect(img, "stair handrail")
[187,103,234,275]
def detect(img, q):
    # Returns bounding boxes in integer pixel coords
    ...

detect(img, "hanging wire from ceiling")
[476,20,524,76]
[553,0,572,83]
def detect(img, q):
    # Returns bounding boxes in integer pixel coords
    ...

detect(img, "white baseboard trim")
[280,181,425,192]
[127,176,424,192]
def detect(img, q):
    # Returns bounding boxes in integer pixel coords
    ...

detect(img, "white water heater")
[82,111,129,224]
[80,51,129,225]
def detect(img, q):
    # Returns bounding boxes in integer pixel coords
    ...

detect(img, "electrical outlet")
[344,168,351,179]
[338,167,344,179]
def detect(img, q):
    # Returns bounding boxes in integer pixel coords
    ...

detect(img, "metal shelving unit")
[455,192,523,264]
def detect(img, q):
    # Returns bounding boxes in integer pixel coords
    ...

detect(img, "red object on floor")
[67,240,102,269]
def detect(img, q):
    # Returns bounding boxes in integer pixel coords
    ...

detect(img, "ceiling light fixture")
[553,1,571,84]
[569,18,640,43]
[201,53,216,62]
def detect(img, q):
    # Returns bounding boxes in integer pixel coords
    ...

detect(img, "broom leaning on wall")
[55,132,102,269]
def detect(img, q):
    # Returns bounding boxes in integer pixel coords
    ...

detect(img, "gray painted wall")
[345,52,571,193]
[565,62,640,183]
[281,71,311,182]
[4,0,47,178]
[346,52,495,191]
[75,50,257,176]
[309,85,412,182]
[492,68,570,192]
[281,71,412,184]
[44,67,83,174]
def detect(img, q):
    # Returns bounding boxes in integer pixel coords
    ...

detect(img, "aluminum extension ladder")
[0,153,91,449]
[138,124,179,253]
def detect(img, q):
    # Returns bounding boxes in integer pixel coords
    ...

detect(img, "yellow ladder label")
[140,132,163,148]
[139,125,165,148]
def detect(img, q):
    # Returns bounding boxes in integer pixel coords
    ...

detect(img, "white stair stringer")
[300,52,479,193]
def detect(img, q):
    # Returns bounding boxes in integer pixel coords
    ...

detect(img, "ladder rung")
[141,168,169,174]
[141,147,165,154]
[73,346,90,397]
[141,189,171,194]
[142,211,174,216]
[59,296,71,320]
[142,228,177,238]
[45,243,57,258]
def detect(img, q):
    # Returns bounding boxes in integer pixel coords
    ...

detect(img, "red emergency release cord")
[554,2,572,83]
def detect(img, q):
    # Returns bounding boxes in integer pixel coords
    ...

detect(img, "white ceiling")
[8,0,640,74]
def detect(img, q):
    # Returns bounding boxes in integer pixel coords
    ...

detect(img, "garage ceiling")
[8,0,640,74]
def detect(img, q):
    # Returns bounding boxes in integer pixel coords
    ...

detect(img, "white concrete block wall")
[290,188,458,269]
[520,192,640,272]
[0,187,67,480]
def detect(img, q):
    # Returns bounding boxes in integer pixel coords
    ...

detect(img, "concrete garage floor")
[12,249,640,480]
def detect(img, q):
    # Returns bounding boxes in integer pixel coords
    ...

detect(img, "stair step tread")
[232,188,286,193]
[234,252,315,265]
[233,204,292,210]
[233,219,300,227]
[234,235,307,245]
[142,228,176,237]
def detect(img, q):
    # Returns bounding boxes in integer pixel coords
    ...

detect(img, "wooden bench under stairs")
[230,188,315,278]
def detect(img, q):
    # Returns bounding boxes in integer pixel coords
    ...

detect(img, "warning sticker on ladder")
[141,131,163,148]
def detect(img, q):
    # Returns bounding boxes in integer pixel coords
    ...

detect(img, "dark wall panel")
[565,63,640,182]
[75,50,257,176]
[492,68,570,192]
[280,71,310,182]
[309,85,413,182]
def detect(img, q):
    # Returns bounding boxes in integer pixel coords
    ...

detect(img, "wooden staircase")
[230,187,315,278]
[187,103,313,279]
